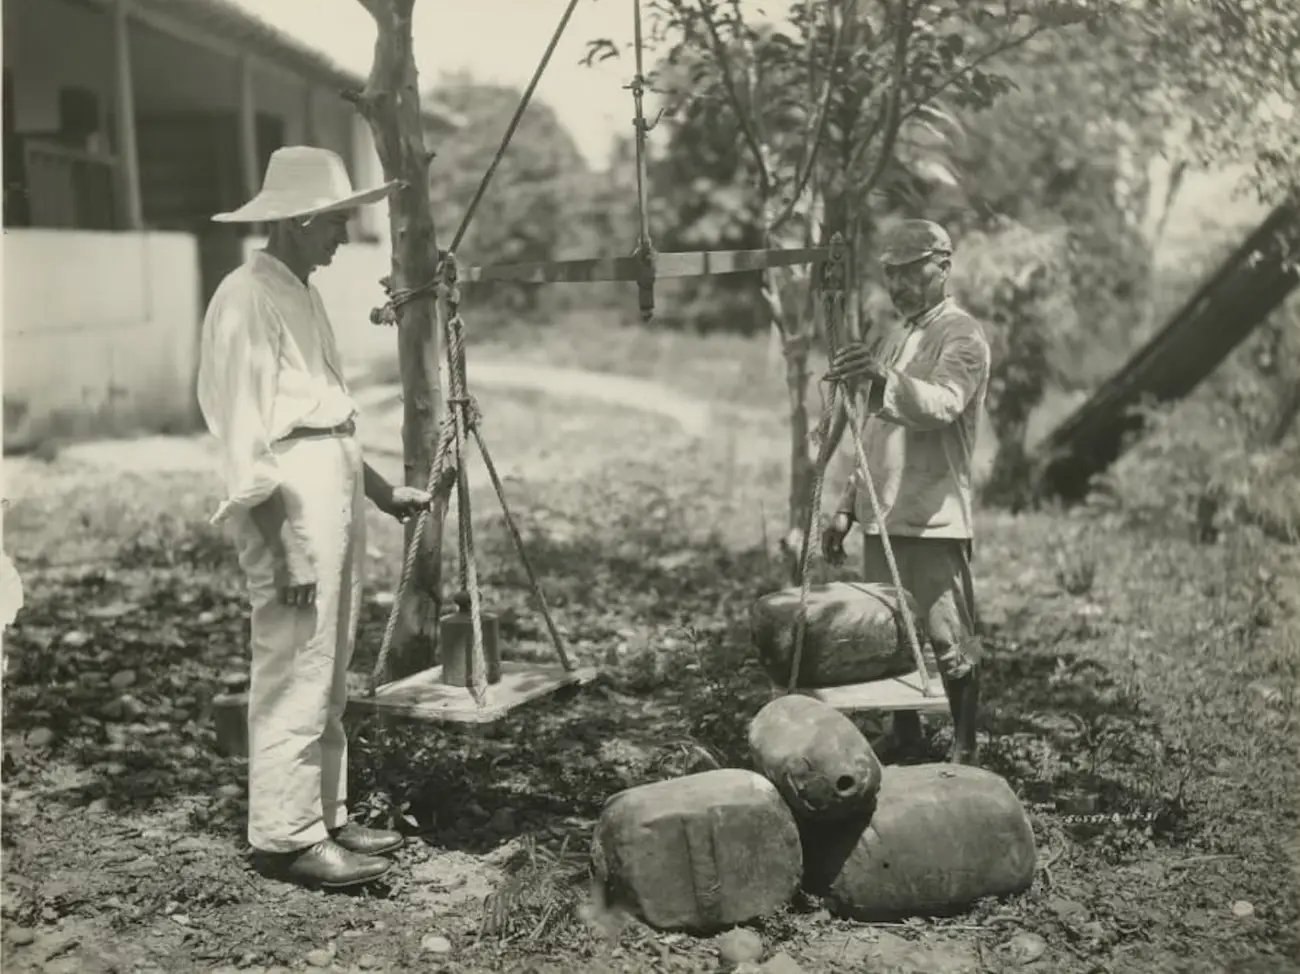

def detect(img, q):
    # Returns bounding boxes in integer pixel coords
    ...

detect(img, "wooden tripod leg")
[470,425,574,673]
[840,393,935,697]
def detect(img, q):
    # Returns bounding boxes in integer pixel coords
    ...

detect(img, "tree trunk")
[984,417,1033,512]
[782,334,815,583]
[759,213,817,585]
[354,0,442,679]
[1138,156,1187,332]
[799,186,857,509]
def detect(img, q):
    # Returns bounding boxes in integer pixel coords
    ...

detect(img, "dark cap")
[879,220,953,266]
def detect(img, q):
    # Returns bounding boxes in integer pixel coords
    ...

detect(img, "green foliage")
[579,0,1114,338]
[949,23,1167,387]
[1126,0,1300,201]
[480,834,592,944]
[1091,392,1300,546]
[1080,253,1300,542]
[948,219,1072,508]
[425,75,610,320]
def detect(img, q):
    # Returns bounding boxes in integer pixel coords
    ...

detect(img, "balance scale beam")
[461,247,831,285]
[797,670,953,716]
[346,661,600,726]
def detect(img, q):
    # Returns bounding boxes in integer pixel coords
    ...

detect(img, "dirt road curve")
[351,359,715,439]
[12,362,715,480]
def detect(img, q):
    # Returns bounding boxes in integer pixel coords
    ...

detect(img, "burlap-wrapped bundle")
[751,582,919,689]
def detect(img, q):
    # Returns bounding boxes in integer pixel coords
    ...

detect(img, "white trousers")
[229,434,366,853]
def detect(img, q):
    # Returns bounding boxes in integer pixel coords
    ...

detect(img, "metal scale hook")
[626,0,664,322]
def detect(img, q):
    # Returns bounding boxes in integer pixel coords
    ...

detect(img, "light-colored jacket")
[196,250,358,527]
[835,297,990,540]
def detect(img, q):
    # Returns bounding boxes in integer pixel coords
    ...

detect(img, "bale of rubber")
[748,694,883,823]
[802,764,1036,921]
[591,768,803,932]
[751,582,919,688]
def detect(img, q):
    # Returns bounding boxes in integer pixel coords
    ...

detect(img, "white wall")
[314,243,403,374]
[351,117,386,241]
[2,231,202,447]
[1,231,398,451]
[1,0,435,451]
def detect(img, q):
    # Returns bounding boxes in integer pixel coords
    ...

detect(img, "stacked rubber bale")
[750,581,920,690]
[589,581,1037,936]
[591,768,804,933]
[752,581,1039,920]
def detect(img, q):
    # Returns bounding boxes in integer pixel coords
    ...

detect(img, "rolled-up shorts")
[860,534,982,680]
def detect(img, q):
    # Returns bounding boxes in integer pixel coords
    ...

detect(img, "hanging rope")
[371,0,583,323]
[786,235,935,698]
[786,241,845,694]
[367,381,466,695]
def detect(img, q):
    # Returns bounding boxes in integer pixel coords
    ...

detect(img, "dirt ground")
[3,381,1298,973]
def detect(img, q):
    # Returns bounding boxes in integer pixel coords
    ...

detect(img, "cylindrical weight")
[440,591,502,688]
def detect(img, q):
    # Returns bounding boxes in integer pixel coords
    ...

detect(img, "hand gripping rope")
[786,236,935,699]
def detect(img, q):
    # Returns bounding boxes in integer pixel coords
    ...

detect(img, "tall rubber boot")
[877,648,940,764]
[947,665,980,765]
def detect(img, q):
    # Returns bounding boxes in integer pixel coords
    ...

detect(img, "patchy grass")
[3,371,1298,973]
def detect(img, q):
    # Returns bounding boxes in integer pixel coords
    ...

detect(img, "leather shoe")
[271,838,392,889]
[330,822,404,857]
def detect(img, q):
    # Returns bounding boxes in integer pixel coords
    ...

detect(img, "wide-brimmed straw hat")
[211,145,399,223]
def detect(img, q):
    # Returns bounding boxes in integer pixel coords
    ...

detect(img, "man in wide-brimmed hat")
[821,219,991,766]
[197,146,432,889]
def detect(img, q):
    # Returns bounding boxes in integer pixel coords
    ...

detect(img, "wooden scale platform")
[349,661,598,726]
[798,670,952,716]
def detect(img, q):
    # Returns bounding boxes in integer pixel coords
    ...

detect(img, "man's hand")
[822,512,854,566]
[248,491,316,606]
[274,551,317,607]
[826,342,887,386]
[382,485,433,523]
[275,532,317,607]
[365,463,433,523]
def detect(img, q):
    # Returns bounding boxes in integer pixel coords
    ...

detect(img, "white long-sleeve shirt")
[197,250,358,526]
[836,297,991,539]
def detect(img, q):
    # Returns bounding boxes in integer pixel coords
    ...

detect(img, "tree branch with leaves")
[586,0,1111,579]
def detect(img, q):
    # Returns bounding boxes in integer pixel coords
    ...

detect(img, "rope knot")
[447,394,483,430]
[370,252,458,323]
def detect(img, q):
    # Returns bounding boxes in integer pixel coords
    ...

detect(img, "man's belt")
[279,417,357,442]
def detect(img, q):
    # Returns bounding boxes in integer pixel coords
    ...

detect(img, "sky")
[232,0,800,169]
